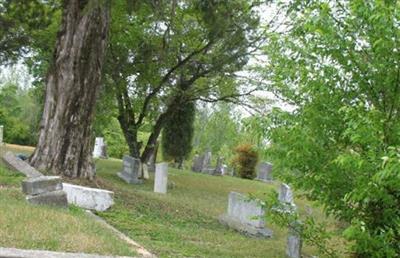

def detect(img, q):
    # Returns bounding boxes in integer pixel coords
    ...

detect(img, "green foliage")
[233,143,258,179]
[259,1,400,256]
[162,101,195,164]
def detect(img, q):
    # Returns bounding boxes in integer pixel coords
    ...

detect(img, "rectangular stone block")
[22,176,62,195]
[154,163,168,194]
[219,191,272,238]
[279,183,294,204]
[62,183,114,211]
[2,151,42,178]
[257,162,273,181]
[26,190,68,208]
[118,155,143,184]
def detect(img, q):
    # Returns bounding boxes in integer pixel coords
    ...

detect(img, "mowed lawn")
[0,145,136,257]
[0,144,348,257]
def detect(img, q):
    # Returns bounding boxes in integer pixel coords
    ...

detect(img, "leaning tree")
[29,0,110,179]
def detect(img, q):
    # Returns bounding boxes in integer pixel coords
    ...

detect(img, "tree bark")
[140,112,168,164]
[30,0,110,179]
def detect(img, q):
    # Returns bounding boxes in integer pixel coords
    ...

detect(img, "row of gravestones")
[220,183,301,258]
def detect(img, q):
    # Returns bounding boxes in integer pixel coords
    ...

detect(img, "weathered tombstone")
[191,154,203,172]
[256,162,273,182]
[278,183,296,213]
[154,162,168,194]
[2,151,42,178]
[219,192,273,237]
[201,151,212,173]
[62,183,114,211]
[287,220,302,258]
[22,176,68,208]
[93,137,107,158]
[0,125,3,145]
[221,164,228,175]
[117,155,143,184]
[213,157,224,176]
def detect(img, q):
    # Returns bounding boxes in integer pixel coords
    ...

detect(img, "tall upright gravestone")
[154,162,168,194]
[287,220,302,258]
[118,155,143,184]
[0,125,3,145]
[93,137,107,159]
[256,162,273,182]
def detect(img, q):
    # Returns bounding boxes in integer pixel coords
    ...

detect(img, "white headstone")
[93,137,105,158]
[154,162,168,194]
[0,125,3,145]
[219,192,273,237]
[62,183,114,211]
[279,183,294,204]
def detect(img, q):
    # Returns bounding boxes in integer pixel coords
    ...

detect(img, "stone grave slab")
[26,190,68,208]
[117,155,143,184]
[154,162,168,194]
[278,183,297,213]
[2,151,42,178]
[287,220,302,258]
[22,176,62,195]
[93,137,107,159]
[219,192,273,237]
[256,162,273,182]
[62,183,114,211]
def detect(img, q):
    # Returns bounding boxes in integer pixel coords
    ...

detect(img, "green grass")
[0,145,136,257]
[0,144,348,257]
[91,158,348,258]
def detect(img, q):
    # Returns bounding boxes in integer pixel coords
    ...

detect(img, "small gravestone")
[287,220,302,258]
[213,157,224,176]
[22,176,68,208]
[201,151,212,173]
[219,192,273,237]
[154,162,168,194]
[221,164,228,175]
[93,137,107,159]
[0,125,3,145]
[191,154,203,172]
[117,155,143,184]
[278,183,296,213]
[257,162,273,182]
[62,183,114,211]
[2,151,42,178]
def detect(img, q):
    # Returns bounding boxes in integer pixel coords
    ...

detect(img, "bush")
[233,143,258,179]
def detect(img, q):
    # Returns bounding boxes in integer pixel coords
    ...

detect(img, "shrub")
[233,143,258,179]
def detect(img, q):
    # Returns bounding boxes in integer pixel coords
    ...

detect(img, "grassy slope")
[0,146,136,257]
[93,159,348,258]
[1,144,347,257]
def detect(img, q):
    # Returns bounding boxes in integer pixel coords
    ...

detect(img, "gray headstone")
[257,162,273,181]
[287,220,302,258]
[22,176,62,195]
[0,125,3,145]
[154,162,168,194]
[26,190,68,208]
[201,151,212,173]
[2,151,43,178]
[219,192,273,237]
[117,155,143,184]
[191,154,203,172]
[213,157,224,176]
[279,183,294,204]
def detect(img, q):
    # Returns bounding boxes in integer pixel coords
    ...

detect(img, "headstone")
[213,157,224,176]
[278,183,296,213]
[2,151,42,178]
[201,151,212,173]
[221,164,228,175]
[26,190,68,208]
[22,176,62,195]
[256,162,273,182]
[93,137,107,159]
[62,183,114,211]
[191,154,203,172]
[117,155,143,184]
[287,220,302,258]
[154,162,168,194]
[0,125,3,145]
[219,192,273,237]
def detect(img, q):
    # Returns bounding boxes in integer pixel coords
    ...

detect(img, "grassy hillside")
[0,144,348,257]
[0,145,136,257]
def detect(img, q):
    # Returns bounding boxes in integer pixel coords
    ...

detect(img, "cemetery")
[0,0,397,257]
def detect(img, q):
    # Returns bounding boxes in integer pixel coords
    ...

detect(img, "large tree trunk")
[30,0,110,180]
[140,112,168,164]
